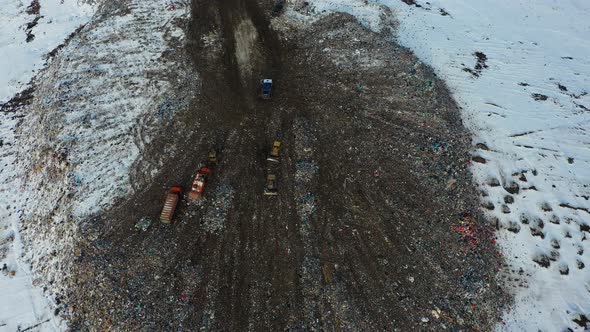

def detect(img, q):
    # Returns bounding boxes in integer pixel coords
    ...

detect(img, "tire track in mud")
[185,0,298,330]
[70,2,508,330]
[291,117,324,330]
[71,0,295,328]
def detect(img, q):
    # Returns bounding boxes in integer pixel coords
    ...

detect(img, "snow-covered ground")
[0,0,94,104]
[0,113,64,332]
[1,1,96,330]
[1,0,193,330]
[285,0,590,330]
[2,0,589,330]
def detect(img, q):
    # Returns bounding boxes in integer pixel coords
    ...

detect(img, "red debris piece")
[452,213,497,248]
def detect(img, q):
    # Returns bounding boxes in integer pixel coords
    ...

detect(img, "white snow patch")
[287,0,590,330]
[1,0,96,330]
[1,0,193,329]
[0,113,64,331]
[12,2,194,318]
[0,0,94,103]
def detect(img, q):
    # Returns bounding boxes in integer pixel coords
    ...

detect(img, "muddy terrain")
[66,0,508,330]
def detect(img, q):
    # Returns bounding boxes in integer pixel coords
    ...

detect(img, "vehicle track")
[69,2,508,330]
[182,0,299,329]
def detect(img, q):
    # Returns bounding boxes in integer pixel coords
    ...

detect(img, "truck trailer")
[160,186,182,223]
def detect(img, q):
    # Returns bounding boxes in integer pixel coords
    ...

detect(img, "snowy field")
[0,113,63,331]
[286,0,590,331]
[1,0,588,330]
[1,0,192,330]
[1,1,95,330]
[0,0,94,104]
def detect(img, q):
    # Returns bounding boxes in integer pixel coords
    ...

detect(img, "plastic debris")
[135,217,152,231]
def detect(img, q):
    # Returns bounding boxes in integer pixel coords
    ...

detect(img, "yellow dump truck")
[208,149,218,164]
[267,141,281,162]
[264,174,278,195]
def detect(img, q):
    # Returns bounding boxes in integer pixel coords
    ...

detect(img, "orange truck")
[188,167,213,200]
[160,186,182,223]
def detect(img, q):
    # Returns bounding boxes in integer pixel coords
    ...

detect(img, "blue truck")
[260,79,273,99]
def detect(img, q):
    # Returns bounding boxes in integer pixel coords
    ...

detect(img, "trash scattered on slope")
[202,184,235,234]
[135,217,152,231]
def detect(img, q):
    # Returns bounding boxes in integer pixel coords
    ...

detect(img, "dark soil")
[400,0,418,6]
[67,1,508,331]
[573,314,590,328]
[463,51,488,78]
[532,93,548,101]
[24,0,42,43]
[0,86,35,112]
[26,0,40,16]
[474,52,488,70]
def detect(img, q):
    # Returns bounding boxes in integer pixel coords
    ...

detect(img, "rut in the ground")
[68,2,508,330]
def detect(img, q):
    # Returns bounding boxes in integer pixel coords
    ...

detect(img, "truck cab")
[188,167,213,200]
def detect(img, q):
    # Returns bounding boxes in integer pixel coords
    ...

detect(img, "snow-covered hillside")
[0,113,63,331]
[0,0,94,104]
[1,1,96,330]
[1,0,193,329]
[283,0,590,330]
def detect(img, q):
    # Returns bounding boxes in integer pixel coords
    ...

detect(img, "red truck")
[160,186,182,223]
[188,167,213,200]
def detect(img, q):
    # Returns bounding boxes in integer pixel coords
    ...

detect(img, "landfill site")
[1,0,514,330]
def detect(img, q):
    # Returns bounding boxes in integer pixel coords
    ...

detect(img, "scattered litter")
[432,307,442,319]
[157,96,190,120]
[451,213,496,248]
[421,79,434,93]
[202,184,234,234]
[135,217,152,231]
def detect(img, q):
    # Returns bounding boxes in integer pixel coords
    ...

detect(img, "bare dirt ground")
[67,0,509,330]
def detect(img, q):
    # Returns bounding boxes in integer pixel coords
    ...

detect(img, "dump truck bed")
[160,193,179,223]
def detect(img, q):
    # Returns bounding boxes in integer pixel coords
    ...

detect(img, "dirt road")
[68,1,508,330]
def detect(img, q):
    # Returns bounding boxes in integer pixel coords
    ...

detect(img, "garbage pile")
[201,183,234,234]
